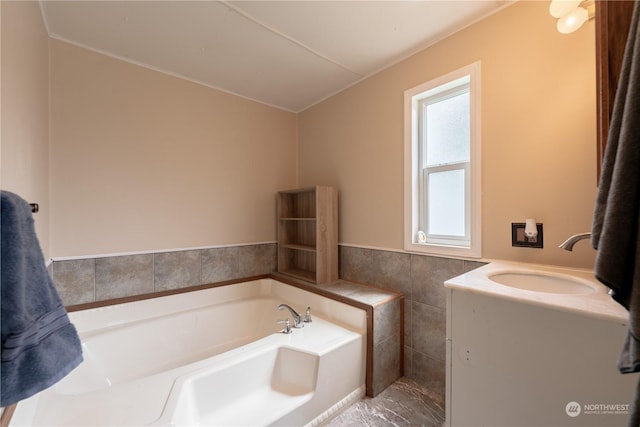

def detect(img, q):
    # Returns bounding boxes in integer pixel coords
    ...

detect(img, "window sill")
[404,241,481,259]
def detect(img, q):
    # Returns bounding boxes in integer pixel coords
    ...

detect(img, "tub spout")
[278,303,303,328]
[559,232,591,251]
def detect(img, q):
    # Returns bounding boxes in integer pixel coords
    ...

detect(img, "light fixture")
[549,0,595,34]
[549,0,581,18]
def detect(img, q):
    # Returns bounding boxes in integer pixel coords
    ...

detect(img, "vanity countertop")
[444,260,629,324]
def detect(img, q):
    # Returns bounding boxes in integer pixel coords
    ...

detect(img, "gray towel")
[1,191,83,407]
[592,1,640,424]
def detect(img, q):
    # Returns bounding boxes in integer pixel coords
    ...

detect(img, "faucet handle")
[304,306,312,323]
[277,318,292,334]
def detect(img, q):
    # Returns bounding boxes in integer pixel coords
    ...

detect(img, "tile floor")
[325,377,445,426]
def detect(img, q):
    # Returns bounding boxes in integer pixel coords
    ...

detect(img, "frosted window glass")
[425,92,470,167]
[428,169,465,236]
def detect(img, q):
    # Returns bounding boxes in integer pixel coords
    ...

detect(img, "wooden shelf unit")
[277,186,338,284]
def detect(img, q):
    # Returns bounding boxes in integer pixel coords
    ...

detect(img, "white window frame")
[403,62,481,258]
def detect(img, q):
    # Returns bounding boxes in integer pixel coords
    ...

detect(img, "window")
[404,62,481,258]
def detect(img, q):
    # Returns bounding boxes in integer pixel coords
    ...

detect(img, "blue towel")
[1,191,83,407]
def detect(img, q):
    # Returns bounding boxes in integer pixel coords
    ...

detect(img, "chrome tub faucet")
[278,303,303,328]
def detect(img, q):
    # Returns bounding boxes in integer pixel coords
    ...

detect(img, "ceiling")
[39,1,511,112]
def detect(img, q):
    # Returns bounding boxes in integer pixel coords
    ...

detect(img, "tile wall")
[52,243,277,305]
[340,245,485,403]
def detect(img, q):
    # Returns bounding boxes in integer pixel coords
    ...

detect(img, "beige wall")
[298,1,597,269]
[49,40,297,258]
[1,1,51,258]
[3,1,598,268]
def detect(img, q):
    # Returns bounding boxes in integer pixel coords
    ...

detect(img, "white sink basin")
[445,261,628,323]
[488,271,596,294]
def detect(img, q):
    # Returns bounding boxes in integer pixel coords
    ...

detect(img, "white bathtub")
[11,279,367,426]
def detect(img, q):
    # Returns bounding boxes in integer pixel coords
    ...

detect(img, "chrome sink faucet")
[278,303,303,328]
[559,232,591,251]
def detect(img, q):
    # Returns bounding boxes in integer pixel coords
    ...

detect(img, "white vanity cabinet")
[445,263,637,427]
